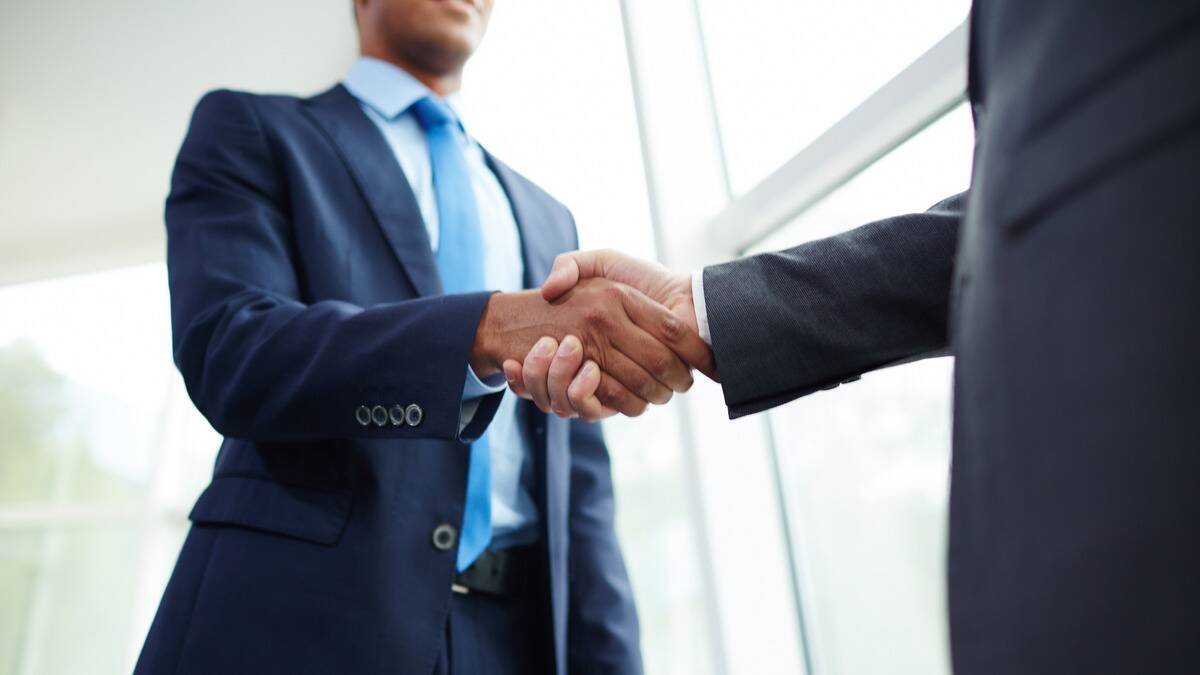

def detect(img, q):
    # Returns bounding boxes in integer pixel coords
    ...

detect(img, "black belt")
[452,544,540,598]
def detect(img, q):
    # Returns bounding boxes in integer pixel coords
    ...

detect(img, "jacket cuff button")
[389,404,406,426]
[370,405,388,427]
[355,405,372,426]
[404,403,424,427]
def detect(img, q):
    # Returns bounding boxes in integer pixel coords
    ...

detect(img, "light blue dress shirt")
[343,57,538,549]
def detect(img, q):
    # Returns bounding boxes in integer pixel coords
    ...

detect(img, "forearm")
[705,193,965,417]
[173,288,496,442]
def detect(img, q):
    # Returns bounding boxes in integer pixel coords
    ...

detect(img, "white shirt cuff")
[692,270,712,346]
[464,364,507,400]
[460,365,507,434]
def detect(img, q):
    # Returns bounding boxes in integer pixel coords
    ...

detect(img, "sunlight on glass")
[698,0,971,193]
[747,105,974,675]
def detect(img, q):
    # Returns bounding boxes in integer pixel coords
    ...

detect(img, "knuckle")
[581,304,610,329]
[599,379,628,409]
[632,374,657,401]
[659,314,685,342]
[649,352,675,380]
[568,386,592,409]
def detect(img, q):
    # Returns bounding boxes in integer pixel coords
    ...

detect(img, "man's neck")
[360,49,462,97]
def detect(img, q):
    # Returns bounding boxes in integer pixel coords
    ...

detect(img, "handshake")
[469,249,717,422]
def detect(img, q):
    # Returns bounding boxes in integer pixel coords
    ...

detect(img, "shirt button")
[405,403,424,427]
[355,405,372,426]
[370,405,388,427]
[431,523,457,551]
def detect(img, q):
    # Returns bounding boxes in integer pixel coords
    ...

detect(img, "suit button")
[389,404,405,426]
[431,523,457,551]
[371,405,388,427]
[355,405,372,426]
[405,403,424,427]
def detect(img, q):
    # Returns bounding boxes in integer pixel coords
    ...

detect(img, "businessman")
[511,2,1200,674]
[133,1,713,673]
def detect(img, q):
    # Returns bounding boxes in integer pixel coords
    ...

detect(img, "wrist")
[665,273,699,334]
[470,290,542,378]
[470,292,505,378]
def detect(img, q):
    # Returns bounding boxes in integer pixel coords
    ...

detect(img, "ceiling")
[0,0,358,285]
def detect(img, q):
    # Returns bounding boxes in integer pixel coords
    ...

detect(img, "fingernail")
[584,361,598,376]
[534,337,555,356]
[559,336,579,356]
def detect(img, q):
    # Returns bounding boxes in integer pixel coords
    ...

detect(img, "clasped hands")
[469,250,715,421]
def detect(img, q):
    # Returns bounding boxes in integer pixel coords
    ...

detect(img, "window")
[697,0,971,193]
[0,265,219,673]
[745,105,973,675]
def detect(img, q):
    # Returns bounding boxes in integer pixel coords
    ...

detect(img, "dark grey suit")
[704,2,1200,673]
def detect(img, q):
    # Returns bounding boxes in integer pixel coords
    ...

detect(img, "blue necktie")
[411,96,491,572]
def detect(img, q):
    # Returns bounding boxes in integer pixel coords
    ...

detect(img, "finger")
[598,345,674,406]
[503,360,530,399]
[621,285,717,382]
[594,370,650,417]
[605,290,694,394]
[548,335,585,418]
[542,249,618,302]
[567,360,617,422]
[522,337,558,414]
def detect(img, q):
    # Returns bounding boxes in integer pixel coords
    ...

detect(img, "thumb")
[541,253,583,301]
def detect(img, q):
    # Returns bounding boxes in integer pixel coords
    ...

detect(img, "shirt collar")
[342,56,467,126]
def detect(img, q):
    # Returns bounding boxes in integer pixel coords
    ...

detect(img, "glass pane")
[0,522,187,675]
[771,358,954,674]
[750,102,974,253]
[0,265,217,507]
[463,0,655,256]
[606,406,715,675]
[748,104,975,674]
[698,0,971,193]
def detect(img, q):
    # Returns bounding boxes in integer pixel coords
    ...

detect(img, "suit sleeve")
[704,192,965,418]
[566,420,644,675]
[166,90,502,442]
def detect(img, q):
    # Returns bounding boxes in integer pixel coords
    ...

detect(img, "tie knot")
[409,96,457,131]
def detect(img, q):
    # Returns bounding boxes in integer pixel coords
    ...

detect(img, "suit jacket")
[134,85,642,675]
[704,2,1200,673]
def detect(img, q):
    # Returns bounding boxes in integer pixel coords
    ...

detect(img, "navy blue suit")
[135,85,641,675]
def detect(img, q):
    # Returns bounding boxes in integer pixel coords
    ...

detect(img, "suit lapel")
[302,85,443,297]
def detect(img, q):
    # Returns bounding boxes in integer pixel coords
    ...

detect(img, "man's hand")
[503,250,717,421]
[471,279,710,417]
